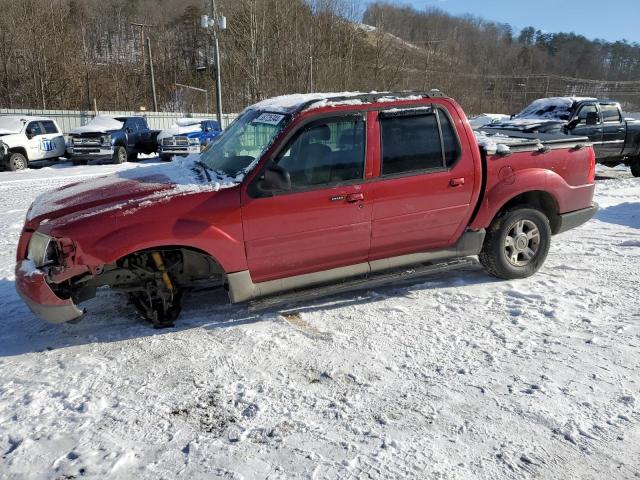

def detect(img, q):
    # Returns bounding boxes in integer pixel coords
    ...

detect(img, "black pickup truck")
[68,116,160,165]
[482,97,640,176]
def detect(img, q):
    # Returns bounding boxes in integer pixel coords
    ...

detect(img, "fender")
[8,146,29,159]
[470,167,579,230]
[74,218,247,274]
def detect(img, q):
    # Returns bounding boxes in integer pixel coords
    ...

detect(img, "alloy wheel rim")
[504,219,540,267]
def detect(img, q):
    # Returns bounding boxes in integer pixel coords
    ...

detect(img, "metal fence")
[0,109,238,134]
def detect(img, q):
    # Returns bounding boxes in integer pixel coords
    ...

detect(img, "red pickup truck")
[16,91,597,327]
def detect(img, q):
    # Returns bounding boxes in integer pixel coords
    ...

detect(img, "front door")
[569,104,604,157]
[241,115,372,283]
[369,106,476,259]
[39,120,66,159]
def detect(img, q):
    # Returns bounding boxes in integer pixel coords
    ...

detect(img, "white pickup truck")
[0,116,66,170]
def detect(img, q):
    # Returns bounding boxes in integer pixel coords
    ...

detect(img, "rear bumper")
[556,203,599,234]
[15,263,84,324]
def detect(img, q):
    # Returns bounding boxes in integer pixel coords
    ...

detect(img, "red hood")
[25,161,240,229]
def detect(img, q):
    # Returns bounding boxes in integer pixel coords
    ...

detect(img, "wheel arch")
[8,146,29,160]
[473,189,561,234]
[499,190,560,233]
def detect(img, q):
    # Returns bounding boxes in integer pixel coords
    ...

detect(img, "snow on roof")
[248,91,433,114]
[516,97,597,121]
[248,92,368,113]
[70,116,124,134]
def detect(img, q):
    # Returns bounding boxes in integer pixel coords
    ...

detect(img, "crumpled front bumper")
[15,264,84,324]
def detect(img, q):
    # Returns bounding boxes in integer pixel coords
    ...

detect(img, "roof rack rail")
[299,89,447,112]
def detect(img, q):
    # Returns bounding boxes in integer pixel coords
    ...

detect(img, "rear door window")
[41,120,59,134]
[380,108,459,175]
[601,104,622,123]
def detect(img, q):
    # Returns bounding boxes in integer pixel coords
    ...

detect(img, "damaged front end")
[16,231,86,324]
[16,229,224,327]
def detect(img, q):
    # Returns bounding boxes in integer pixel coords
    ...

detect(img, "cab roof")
[248,90,447,114]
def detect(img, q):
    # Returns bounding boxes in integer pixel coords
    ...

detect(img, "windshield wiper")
[194,160,212,182]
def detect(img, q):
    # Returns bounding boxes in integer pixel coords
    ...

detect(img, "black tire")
[479,207,551,280]
[112,146,127,164]
[6,152,27,171]
[128,152,139,162]
[160,154,172,162]
[631,159,640,178]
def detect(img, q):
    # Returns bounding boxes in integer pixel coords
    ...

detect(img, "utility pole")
[131,22,155,108]
[147,38,158,112]
[202,0,226,127]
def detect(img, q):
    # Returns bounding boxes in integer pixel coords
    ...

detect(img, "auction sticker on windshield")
[252,112,285,126]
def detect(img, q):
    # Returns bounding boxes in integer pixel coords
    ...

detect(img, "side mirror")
[25,129,34,139]
[566,118,580,129]
[586,112,599,126]
[259,162,291,194]
[125,127,133,133]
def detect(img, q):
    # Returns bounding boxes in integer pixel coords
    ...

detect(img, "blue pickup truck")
[157,118,221,161]
[68,116,160,165]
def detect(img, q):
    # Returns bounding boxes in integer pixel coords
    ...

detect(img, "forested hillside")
[0,0,638,114]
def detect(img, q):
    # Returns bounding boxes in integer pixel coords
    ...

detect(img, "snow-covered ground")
[0,160,638,479]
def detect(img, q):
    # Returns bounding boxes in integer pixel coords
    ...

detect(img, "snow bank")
[69,116,124,134]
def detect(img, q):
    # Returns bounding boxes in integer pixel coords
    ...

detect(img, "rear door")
[599,103,626,160]
[242,114,373,283]
[369,105,476,260]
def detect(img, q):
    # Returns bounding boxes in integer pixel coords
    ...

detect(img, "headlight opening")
[27,232,59,268]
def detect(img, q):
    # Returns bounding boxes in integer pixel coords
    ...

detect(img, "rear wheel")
[112,146,127,164]
[479,207,551,280]
[6,152,27,171]
[631,159,640,177]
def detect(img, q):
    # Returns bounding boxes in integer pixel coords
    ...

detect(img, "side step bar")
[248,257,477,311]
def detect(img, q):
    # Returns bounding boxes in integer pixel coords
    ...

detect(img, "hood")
[483,118,565,132]
[70,116,124,135]
[157,124,203,140]
[26,157,243,228]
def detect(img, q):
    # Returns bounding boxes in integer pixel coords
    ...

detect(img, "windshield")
[516,98,574,121]
[200,109,289,176]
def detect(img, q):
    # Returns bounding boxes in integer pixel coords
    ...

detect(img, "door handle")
[449,177,465,187]
[345,192,364,203]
